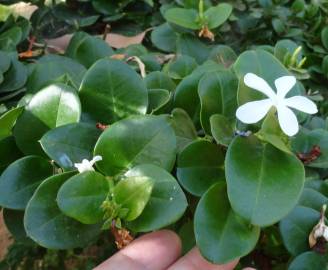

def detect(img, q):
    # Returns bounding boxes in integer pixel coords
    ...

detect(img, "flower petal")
[92,155,103,163]
[275,76,296,98]
[244,73,276,100]
[236,99,273,124]
[284,96,318,114]
[277,105,299,136]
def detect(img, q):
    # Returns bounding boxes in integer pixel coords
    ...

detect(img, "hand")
[94,230,255,270]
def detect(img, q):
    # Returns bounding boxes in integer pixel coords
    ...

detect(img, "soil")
[0,210,12,260]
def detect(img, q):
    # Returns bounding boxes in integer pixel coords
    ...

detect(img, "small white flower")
[236,73,318,136]
[74,156,102,173]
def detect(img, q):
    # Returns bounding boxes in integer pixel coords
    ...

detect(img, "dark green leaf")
[125,164,188,232]
[226,135,305,226]
[195,182,260,264]
[94,115,176,176]
[177,140,224,196]
[0,156,53,209]
[57,171,109,224]
[24,172,101,249]
[79,59,148,124]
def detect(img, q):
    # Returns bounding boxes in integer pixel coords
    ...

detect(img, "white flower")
[74,156,102,173]
[236,73,318,136]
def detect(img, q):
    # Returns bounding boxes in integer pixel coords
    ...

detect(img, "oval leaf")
[195,182,260,264]
[226,135,305,226]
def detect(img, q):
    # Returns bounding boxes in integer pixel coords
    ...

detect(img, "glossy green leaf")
[95,115,176,176]
[257,109,291,153]
[57,171,109,224]
[170,108,198,152]
[66,31,114,68]
[145,71,176,92]
[226,135,305,226]
[198,70,238,134]
[151,23,177,53]
[0,106,23,140]
[114,176,153,221]
[24,172,101,249]
[321,26,328,50]
[279,206,320,256]
[176,34,209,64]
[26,55,86,93]
[164,8,199,30]
[288,251,327,270]
[13,84,81,156]
[177,140,224,196]
[0,156,53,209]
[195,182,260,264]
[79,59,148,124]
[0,57,27,93]
[148,89,170,113]
[40,123,101,170]
[205,3,232,29]
[298,188,327,211]
[208,45,237,68]
[0,50,10,73]
[210,114,234,146]
[292,129,328,168]
[125,164,188,232]
[0,136,22,174]
[3,209,29,241]
[165,55,197,80]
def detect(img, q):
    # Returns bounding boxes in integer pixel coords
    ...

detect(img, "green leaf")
[0,26,22,50]
[298,188,327,211]
[125,164,188,232]
[79,59,148,124]
[208,45,237,68]
[66,31,114,68]
[233,50,303,105]
[148,89,170,113]
[114,176,153,221]
[210,114,234,146]
[288,251,327,270]
[0,106,23,140]
[57,171,109,224]
[198,70,238,134]
[177,140,224,196]
[176,34,209,64]
[26,55,86,93]
[170,108,198,153]
[165,55,197,80]
[164,8,200,30]
[0,50,10,73]
[0,156,53,210]
[145,71,176,92]
[0,57,27,93]
[257,109,291,153]
[204,3,232,29]
[3,209,29,242]
[13,84,81,156]
[280,206,320,256]
[195,182,260,264]
[321,26,328,50]
[226,135,305,226]
[292,129,328,168]
[151,23,177,53]
[0,136,22,174]
[24,172,101,249]
[94,115,176,176]
[40,123,101,170]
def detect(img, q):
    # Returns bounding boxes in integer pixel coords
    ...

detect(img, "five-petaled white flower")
[74,156,102,173]
[236,73,318,136]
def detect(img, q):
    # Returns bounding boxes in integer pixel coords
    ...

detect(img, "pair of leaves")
[164,4,232,30]
[14,84,81,156]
